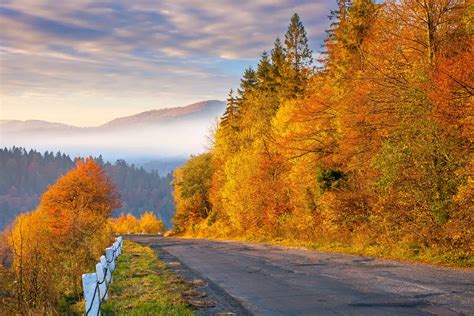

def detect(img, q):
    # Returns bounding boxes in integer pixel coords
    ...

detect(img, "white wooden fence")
[82,236,123,316]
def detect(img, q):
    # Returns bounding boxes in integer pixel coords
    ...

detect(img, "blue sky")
[0,0,336,126]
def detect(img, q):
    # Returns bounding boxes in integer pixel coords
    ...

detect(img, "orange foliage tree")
[7,157,121,312]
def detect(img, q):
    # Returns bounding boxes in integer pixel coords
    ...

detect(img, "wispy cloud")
[0,0,335,126]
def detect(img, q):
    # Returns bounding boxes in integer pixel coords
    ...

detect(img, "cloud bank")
[0,0,335,126]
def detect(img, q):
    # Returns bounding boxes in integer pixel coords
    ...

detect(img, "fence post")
[116,237,122,255]
[114,240,119,257]
[82,273,100,316]
[105,247,115,273]
[100,255,112,284]
[113,242,118,259]
[95,262,108,301]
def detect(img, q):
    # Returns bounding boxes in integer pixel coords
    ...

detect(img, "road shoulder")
[128,235,253,316]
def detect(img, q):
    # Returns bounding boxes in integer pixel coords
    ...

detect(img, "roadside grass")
[99,241,194,315]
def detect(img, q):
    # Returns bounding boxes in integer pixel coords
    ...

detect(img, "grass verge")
[100,241,194,315]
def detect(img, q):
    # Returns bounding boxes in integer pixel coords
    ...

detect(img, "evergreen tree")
[236,67,258,122]
[284,13,313,71]
[282,13,313,97]
[256,51,273,90]
[237,67,257,102]
[270,38,286,85]
[221,89,237,127]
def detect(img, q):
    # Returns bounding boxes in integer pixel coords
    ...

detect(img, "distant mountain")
[1,100,225,132]
[0,100,226,161]
[100,100,225,129]
[0,119,78,134]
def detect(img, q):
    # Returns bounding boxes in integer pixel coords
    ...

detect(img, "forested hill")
[0,147,174,230]
[173,4,473,266]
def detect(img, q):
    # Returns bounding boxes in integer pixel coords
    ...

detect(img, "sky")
[0,0,336,127]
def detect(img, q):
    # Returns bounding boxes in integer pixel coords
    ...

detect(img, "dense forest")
[173,0,473,265]
[0,147,174,229]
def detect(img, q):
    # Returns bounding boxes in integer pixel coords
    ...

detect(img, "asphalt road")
[129,236,474,316]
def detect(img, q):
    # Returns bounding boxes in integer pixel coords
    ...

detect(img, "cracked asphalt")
[129,236,474,316]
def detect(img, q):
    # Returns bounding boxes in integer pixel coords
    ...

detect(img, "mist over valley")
[1,100,225,171]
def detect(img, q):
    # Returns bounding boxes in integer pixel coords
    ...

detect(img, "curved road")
[130,236,473,315]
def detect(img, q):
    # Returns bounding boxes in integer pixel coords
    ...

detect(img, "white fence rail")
[82,236,123,316]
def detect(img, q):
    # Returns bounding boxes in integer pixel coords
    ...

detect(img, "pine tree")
[271,38,285,79]
[221,89,237,127]
[282,13,313,97]
[284,13,313,71]
[237,67,257,96]
[236,67,257,105]
[269,38,287,96]
[256,51,273,90]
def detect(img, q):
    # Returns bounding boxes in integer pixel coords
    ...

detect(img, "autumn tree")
[140,211,166,234]
[324,0,377,79]
[110,213,140,234]
[172,154,213,233]
[8,158,121,311]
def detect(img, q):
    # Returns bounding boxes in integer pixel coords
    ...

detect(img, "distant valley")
[0,100,225,172]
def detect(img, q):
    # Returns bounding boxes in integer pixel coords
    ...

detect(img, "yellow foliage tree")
[109,212,165,234]
[109,213,140,234]
[140,211,166,234]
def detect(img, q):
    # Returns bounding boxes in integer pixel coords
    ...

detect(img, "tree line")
[0,147,175,229]
[173,0,473,265]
